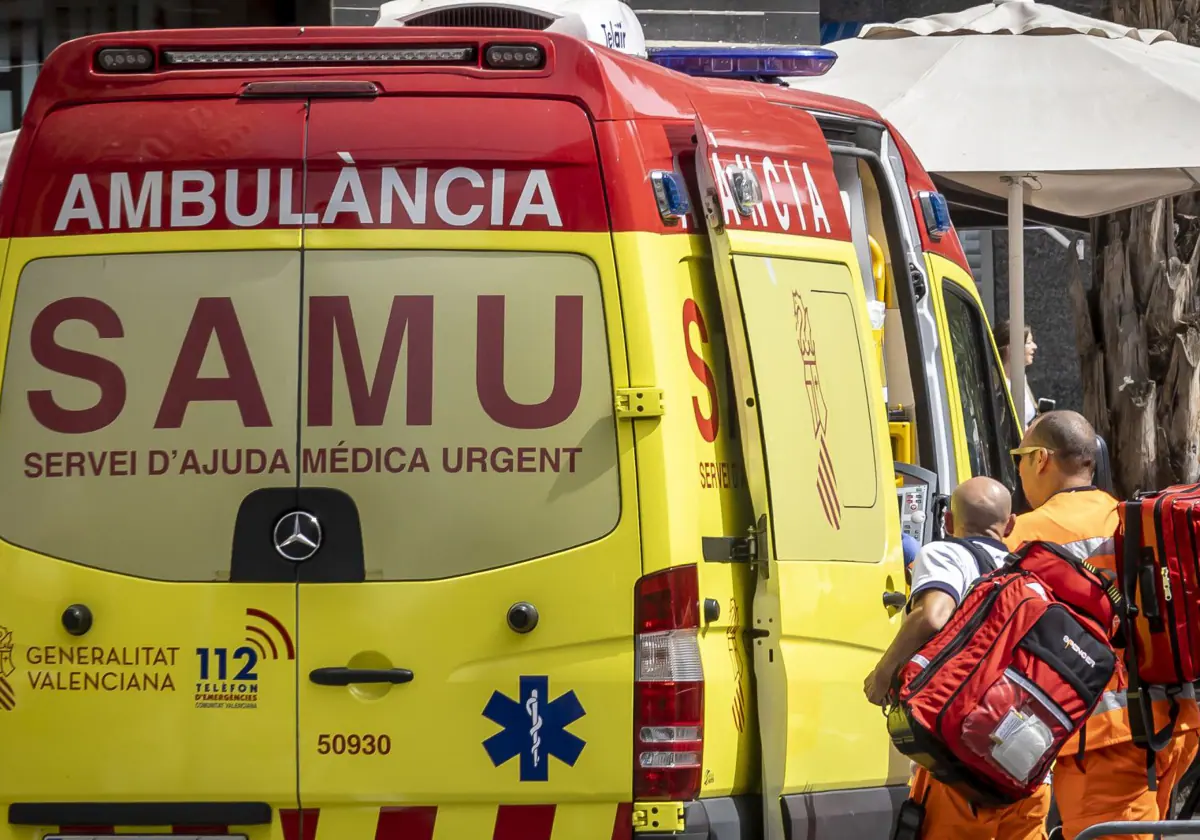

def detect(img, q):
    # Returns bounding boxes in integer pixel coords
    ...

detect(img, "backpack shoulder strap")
[945,536,999,576]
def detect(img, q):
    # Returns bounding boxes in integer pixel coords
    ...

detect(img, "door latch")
[908,262,927,301]
[615,388,664,419]
[632,802,686,833]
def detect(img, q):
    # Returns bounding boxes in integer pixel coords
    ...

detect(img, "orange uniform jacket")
[1005,487,1200,755]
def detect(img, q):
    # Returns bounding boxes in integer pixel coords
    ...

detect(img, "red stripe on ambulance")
[611,803,634,840]
[54,827,114,835]
[281,808,320,840]
[374,806,437,840]
[493,805,556,840]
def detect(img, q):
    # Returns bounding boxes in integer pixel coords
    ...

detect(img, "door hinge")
[701,514,769,575]
[615,387,664,419]
[632,802,686,833]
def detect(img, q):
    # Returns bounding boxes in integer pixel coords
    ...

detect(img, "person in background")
[867,477,1048,839]
[1006,410,1200,840]
[995,318,1038,427]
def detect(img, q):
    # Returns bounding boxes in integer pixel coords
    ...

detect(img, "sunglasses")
[1010,445,1054,464]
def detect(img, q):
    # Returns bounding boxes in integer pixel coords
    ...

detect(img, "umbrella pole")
[1007,174,1026,430]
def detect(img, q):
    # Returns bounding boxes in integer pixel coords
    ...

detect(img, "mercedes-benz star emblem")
[273,511,323,562]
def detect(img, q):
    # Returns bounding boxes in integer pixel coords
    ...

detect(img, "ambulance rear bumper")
[638,797,757,840]
[637,787,909,839]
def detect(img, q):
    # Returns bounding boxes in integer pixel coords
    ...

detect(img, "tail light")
[634,564,703,800]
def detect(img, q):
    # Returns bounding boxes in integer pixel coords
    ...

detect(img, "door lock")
[506,602,539,634]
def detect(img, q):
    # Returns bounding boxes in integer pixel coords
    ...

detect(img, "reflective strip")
[1087,684,1194,720]
[1150,683,1197,701]
[911,654,930,669]
[1093,689,1128,715]
[1004,667,1072,729]
[1061,536,1110,560]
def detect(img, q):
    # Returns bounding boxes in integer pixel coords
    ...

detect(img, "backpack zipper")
[1153,492,1185,681]
[907,580,1006,694]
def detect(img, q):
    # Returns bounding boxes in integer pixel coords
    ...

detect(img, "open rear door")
[693,102,907,840]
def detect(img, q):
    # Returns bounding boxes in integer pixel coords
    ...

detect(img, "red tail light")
[634,565,703,800]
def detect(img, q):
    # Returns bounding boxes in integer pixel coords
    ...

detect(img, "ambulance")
[0,10,1026,840]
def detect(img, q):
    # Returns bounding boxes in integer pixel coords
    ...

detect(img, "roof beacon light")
[650,170,690,226]
[647,46,836,80]
[918,191,953,240]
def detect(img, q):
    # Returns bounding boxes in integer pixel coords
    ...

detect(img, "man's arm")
[864,588,957,706]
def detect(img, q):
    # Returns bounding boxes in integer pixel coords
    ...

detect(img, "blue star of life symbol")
[482,675,586,782]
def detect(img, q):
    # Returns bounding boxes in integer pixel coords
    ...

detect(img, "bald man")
[868,475,1046,835]
[869,477,1049,839]
[1007,411,1200,840]
[866,476,1015,706]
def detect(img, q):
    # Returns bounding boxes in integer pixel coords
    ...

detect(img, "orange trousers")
[909,767,1051,840]
[1054,731,1200,840]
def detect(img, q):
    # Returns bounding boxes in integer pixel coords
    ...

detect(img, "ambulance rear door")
[691,101,906,840]
[0,96,305,839]
[291,93,640,840]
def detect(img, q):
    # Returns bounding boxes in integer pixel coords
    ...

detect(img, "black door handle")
[309,667,414,686]
[883,591,907,609]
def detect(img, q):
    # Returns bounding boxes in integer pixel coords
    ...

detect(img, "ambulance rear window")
[0,249,620,581]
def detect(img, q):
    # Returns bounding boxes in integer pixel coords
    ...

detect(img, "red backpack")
[887,541,1122,806]
[1115,485,1200,750]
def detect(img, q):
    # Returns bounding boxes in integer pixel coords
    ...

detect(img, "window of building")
[1,1,299,131]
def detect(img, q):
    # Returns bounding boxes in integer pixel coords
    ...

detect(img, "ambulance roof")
[11,27,964,265]
[23,27,879,127]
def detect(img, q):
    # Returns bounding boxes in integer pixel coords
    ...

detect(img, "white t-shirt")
[908,537,1009,607]
[1005,375,1037,426]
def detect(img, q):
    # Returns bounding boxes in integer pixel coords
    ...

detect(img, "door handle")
[882,591,907,610]
[309,667,414,686]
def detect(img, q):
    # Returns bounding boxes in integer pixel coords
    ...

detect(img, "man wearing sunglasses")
[1006,410,1200,840]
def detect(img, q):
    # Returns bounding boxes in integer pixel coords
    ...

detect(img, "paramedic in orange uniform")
[865,477,1051,840]
[1006,410,1200,840]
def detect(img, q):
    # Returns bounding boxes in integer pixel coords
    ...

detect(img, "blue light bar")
[650,170,690,225]
[647,46,837,79]
[917,191,952,240]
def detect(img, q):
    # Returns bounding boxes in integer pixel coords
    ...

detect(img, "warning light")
[650,170,690,226]
[95,47,154,73]
[725,165,762,217]
[160,46,475,67]
[918,191,953,240]
[484,44,545,70]
[647,46,836,80]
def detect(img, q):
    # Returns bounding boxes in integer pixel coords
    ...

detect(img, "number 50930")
[317,734,392,755]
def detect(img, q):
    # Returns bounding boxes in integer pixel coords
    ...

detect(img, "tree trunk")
[1078,0,1200,495]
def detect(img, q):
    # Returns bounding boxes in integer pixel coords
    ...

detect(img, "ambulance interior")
[823,137,945,554]
[831,155,924,470]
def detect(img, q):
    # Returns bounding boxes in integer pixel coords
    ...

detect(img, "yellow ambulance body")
[0,25,1022,840]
